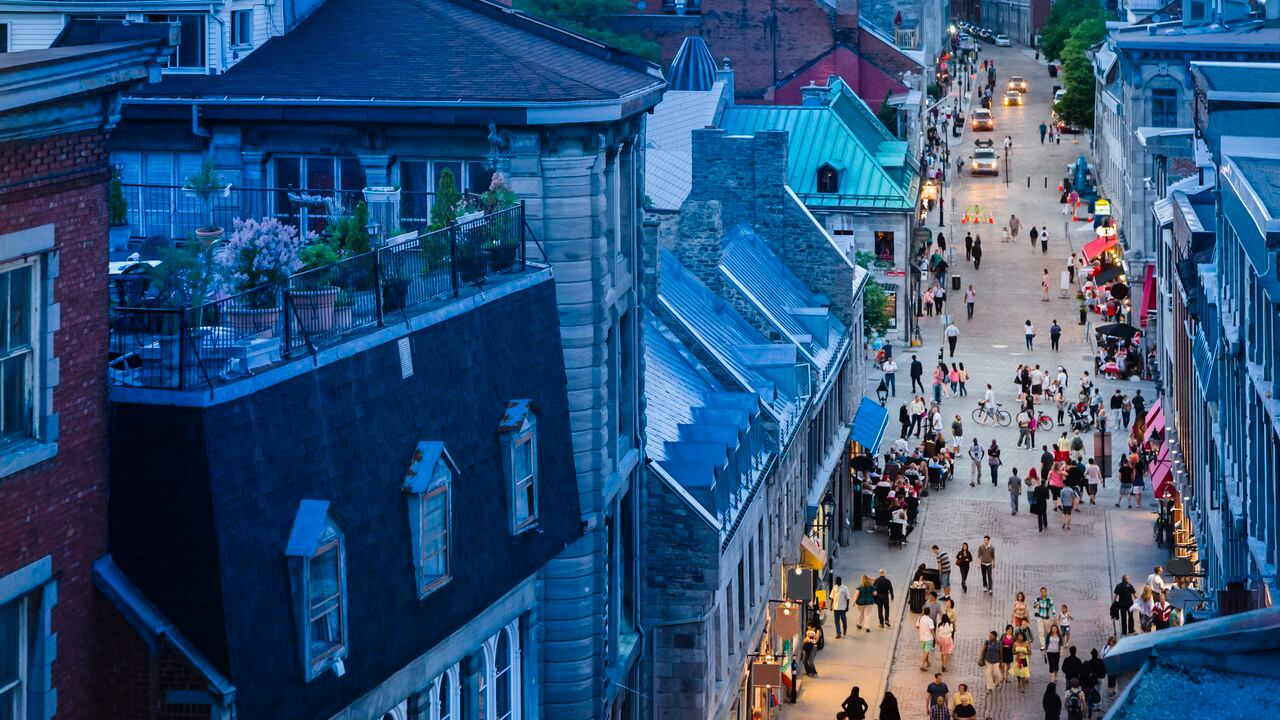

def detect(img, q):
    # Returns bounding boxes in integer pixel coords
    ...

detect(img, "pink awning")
[1144,398,1163,427]
[1143,410,1165,444]
[1152,460,1176,499]
[1082,236,1118,263]
[1140,265,1157,327]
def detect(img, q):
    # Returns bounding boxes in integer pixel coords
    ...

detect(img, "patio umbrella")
[1110,282,1130,300]
[1095,322,1139,341]
[1094,264,1124,285]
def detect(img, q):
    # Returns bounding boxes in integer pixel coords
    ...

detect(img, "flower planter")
[195,227,225,243]
[458,251,489,284]
[363,186,401,204]
[457,210,485,226]
[290,286,340,333]
[225,305,281,337]
[488,243,518,272]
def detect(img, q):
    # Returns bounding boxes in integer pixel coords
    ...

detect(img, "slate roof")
[107,277,581,719]
[656,249,801,425]
[645,80,729,211]
[130,0,663,104]
[1193,61,1280,95]
[718,223,850,381]
[720,89,916,209]
[1114,20,1280,51]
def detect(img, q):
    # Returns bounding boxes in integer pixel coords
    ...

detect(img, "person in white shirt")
[831,576,852,638]
[982,384,996,419]
[1146,566,1168,596]
[882,358,898,397]
[917,611,936,670]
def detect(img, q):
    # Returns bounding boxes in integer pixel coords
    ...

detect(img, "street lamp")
[876,379,889,405]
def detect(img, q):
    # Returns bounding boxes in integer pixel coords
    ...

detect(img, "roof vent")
[398,338,413,379]
[670,36,717,91]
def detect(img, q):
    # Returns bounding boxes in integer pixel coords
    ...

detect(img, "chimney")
[716,56,735,100]
[835,0,860,35]
[800,80,827,107]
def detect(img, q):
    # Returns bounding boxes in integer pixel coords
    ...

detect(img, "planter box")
[290,286,339,334]
[457,210,485,226]
[225,305,281,337]
[363,186,402,204]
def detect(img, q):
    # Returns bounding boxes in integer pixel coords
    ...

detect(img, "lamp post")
[877,379,889,406]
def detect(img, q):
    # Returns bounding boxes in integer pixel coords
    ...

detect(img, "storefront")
[848,397,890,531]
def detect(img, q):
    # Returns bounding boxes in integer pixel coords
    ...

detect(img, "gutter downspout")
[192,103,211,138]
[208,4,228,72]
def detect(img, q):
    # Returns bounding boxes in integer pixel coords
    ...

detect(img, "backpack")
[1066,689,1084,720]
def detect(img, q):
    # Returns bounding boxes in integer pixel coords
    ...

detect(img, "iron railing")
[117,184,460,242]
[108,203,526,390]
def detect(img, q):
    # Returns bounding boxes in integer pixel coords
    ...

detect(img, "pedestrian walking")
[1029,224,1039,250]
[854,575,875,631]
[936,615,956,671]
[978,535,995,592]
[873,569,894,627]
[1000,625,1015,681]
[1044,682,1063,720]
[981,631,1003,691]
[1067,253,1078,283]
[1039,122,1048,143]
[956,542,973,592]
[1042,269,1051,301]
[1008,467,1023,515]
[1012,635,1032,692]
[1121,392,1133,428]
[1010,214,1022,241]
[972,237,983,269]
[964,231,974,261]
[917,611,937,670]
[878,691,901,720]
[883,357,898,397]
[802,627,819,675]
[831,575,851,637]
[1085,458,1102,503]
[1059,605,1074,647]
[1040,225,1049,254]
[933,544,953,596]
[1025,319,1036,350]
[836,686,869,720]
[946,321,960,357]
[899,402,912,439]
[1050,319,1062,351]
[932,364,945,404]
[986,439,1002,486]
[1017,408,1032,449]
[958,362,969,396]
[1059,483,1079,530]
[928,696,952,720]
[911,354,925,393]
[1034,587,1056,650]
[1033,479,1050,532]
[1112,575,1136,635]
[968,438,985,485]
[1064,677,1088,720]
[953,684,976,719]
[1046,625,1064,682]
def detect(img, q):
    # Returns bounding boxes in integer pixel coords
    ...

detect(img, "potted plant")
[428,168,462,231]
[142,243,217,372]
[290,242,341,333]
[183,160,232,242]
[216,217,304,336]
[456,240,489,285]
[362,185,401,205]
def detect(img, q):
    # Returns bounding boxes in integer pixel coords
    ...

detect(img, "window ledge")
[512,520,540,536]
[417,575,452,600]
[0,441,57,481]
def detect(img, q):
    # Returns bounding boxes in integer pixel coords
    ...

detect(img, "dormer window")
[285,500,348,680]
[404,441,456,597]
[816,164,840,194]
[497,400,539,534]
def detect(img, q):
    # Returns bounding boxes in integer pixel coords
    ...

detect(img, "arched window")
[462,647,488,720]
[437,671,453,720]
[494,629,513,720]
[816,164,840,194]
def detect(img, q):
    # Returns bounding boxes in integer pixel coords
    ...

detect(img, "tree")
[516,0,661,62]
[1056,17,1107,129]
[877,90,900,138]
[429,169,462,231]
[1039,0,1107,61]
[855,251,892,338]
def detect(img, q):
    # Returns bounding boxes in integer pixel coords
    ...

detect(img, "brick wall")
[0,129,111,720]
[95,601,216,720]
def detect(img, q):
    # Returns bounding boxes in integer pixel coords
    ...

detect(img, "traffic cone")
[961,212,969,224]
[988,214,994,224]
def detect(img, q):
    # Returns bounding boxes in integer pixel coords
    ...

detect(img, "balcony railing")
[118,184,458,242]
[108,204,526,391]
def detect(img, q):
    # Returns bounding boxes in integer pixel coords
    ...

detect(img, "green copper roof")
[719,80,917,211]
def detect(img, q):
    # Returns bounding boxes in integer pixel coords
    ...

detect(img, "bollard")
[1027,176,1031,188]
[1045,177,1049,188]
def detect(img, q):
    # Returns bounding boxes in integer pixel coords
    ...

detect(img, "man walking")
[899,402,912,439]
[964,231,974,261]
[831,576,852,638]
[978,536,995,593]
[1033,479,1050,532]
[1039,121,1048,143]
[1050,319,1062,351]
[933,545,953,597]
[1040,225,1049,254]
[1060,483,1079,530]
[883,356,898,397]
[968,438,985,486]
[964,284,976,319]
[1008,467,1023,515]
[1029,224,1039,250]
[1010,214,1021,241]
[1113,575,1137,635]
[972,237,983,270]
[873,569,894,628]
[1034,587,1056,651]
[910,354,925,393]
[945,321,960,357]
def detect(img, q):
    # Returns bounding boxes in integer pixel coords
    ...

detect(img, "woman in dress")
[1012,635,1032,692]
[1000,624,1016,682]
[936,614,955,672]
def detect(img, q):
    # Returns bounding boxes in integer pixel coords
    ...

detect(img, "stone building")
[0,29,172,720]
[102,0,664,716]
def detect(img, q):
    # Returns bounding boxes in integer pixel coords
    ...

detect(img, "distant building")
[978,0,1050,45]
[0,28,171,720]
[104,0,665,716]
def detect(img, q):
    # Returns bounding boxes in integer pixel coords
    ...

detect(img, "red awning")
[1152,460,1176,499]
[1082,236,1118,262]
[1145,398,1163,427]
[1140,265,1157,327]
[1143,411,1165,444]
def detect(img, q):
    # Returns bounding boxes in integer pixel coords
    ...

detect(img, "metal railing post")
[519,202,526,272]
[282,287,293,359]
[177,309,187,391]
[449,222,460,297]
[374,249,386,327]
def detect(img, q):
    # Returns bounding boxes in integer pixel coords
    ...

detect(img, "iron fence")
[109,203,525,390]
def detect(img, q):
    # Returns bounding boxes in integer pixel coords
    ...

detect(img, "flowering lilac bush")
[217,217,307,307]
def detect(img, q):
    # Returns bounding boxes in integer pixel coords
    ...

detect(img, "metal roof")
[719,102,915,210]
[669,36,718,92]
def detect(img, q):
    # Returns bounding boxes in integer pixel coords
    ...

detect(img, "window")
[285,500,347,680]
[0,263,34,446]
[0,597,27,720]
[397,160,492,226]
[494,629,513,720]
[146,15,207,69]
[0,24,9,54]
[461,647,488,720]
[1151,88,1178,128]
[816,164,840,194]
[437,670,454,720]
[271,156,366,234]
[404,442,455,597]
[497,400,539,533]
[874,231,895,263]
[231,9,253,46]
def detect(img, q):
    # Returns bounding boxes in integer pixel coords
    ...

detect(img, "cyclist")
[979,384,998,423]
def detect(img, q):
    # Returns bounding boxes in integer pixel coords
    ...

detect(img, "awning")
[850,397,889,451]
[1144,409,1165,444]
[1152,460,1176,499]
[1094,264,1125,285]
[800,534,827,570]
[1140,265,1157,327]
[1145,398,1163,427]
[1083,236,1118,262]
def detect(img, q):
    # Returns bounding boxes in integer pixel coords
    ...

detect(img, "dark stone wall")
[110,278,582,720]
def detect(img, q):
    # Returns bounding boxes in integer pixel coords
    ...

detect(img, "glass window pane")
[462,650,487,720]
[339,158,366,193]
[0,600,19,685]
[495,632,511,718]
[466,162,493,195]
[438,674,452,720]
[309,545,340,607]
[0,274,8,353]
[305,157,336,192]
[2,357,29,440]
[7,266,31,351]
[275,157,301,189]
[309,609,341,655]
[513,440,531,479]
[176,15,204,68]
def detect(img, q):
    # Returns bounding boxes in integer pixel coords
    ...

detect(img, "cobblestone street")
[781,42,1168,720]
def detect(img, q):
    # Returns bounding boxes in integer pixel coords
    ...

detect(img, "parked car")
[1002,90,1023,106]
[995,34,1012,46]
[1052,110,1083,134]
[1008,76,1028,93]
[971,140,999,175]
[1054,88,1067,106]
[971,108,995,131]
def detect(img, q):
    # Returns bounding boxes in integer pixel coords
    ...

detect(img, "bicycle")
[1035,413,1055,431]
[972,403,1012,427]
